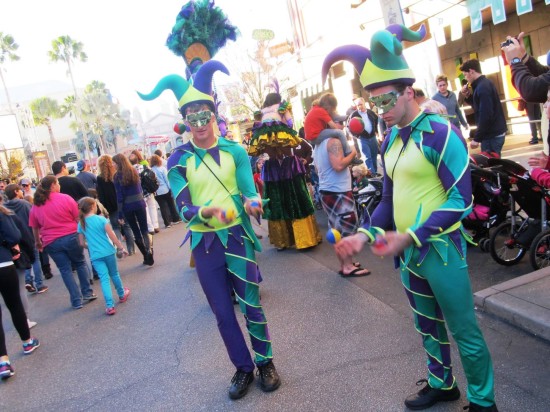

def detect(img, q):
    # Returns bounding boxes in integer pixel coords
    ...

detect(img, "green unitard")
[359,113,495,407]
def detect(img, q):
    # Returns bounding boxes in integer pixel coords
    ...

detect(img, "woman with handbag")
[0,204,40,380]
[112,154,154,266]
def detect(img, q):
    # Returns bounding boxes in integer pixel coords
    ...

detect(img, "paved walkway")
[1,217,549,411]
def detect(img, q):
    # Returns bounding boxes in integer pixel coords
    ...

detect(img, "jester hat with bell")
[322,24,426,91]
[137,60,229,115]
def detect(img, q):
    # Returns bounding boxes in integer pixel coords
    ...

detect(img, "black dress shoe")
[404,379,460,410]
[257,360,281,392]
[529,138,539,145]
[228,370,254,400]
[464,402,498,411]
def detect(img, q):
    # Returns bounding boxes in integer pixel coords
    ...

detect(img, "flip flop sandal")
[340,267,371,277]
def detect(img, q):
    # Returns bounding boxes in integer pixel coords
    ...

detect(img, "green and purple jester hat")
[137,60,230,119]
[322,24,426,91]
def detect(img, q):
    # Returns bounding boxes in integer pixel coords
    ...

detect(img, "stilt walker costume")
[253,83,322,250]
[138,60,280,399]
[323,25,497,411]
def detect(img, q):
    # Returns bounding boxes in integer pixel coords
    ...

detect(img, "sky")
[0,0,293,119]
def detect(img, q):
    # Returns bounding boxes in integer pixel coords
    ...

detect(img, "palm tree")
[0,32,20,113]
[30,97,62,161]
[48,35,87,97]
[80,80,127,154]
[48,35,90,158]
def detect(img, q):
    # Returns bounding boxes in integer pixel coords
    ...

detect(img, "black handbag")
[11,246,32,270]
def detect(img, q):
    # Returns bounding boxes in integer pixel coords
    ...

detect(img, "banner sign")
[517,0,533,15]
[379,0,405,27]
[467,0,506,33]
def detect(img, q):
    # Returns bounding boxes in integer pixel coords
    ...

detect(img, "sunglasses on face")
[369,90,403,114]
[22,184,29,187]
[185,110,213,127]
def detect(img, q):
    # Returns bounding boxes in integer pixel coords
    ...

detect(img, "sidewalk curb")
[474,268,550,342]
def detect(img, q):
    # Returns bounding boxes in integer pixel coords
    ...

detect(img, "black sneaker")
[25,283,36,293]
[351,157,364,165]
[43,271,53,280]
[404,379,460,410]
[529,138,539,145]
[256,361,281,392]
[83,294,98,302]
[463,402,499,411]
[228,370,254,400]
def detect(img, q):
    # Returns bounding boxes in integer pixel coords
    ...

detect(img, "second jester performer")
[138,61,281,400]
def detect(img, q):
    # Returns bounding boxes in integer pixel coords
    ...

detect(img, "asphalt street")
[1,206,549,411]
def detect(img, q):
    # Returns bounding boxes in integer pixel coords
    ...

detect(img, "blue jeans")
[45,233,93,308]
[109,214,135,254]
[92,254,124,309]
[25,248,44,288]
[360,137,379,173]
[480,134,505,157]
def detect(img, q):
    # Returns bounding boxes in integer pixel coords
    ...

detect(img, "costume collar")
[396,111,433,135]
[191,138,221,167]
[388,111,434,149]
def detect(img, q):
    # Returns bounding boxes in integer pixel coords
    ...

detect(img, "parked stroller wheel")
[489,221,527,266]
[478,238,489,252]
[529,229,550,270]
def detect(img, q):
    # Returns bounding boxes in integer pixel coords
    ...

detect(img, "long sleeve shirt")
[511,56,550,104]
[167,137,262,250]
[359,112,472,248]
[113,174,145,220]
[432,90,467,128]
[464,75,507,141]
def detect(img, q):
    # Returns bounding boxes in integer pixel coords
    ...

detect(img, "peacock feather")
[166,0,239,78]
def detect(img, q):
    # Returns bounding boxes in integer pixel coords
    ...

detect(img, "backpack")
[140,166,159,195]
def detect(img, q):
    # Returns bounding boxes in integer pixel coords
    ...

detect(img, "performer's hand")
[245,199,263,222]
[470,140,480,149]
[35,240,43,252]
[335,233,368,260]
[201,206,231,223]
[370,232,413,257]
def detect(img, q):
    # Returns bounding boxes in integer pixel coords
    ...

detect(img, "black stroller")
[353,177,383,226]
[462,153,511,251]
[486,158,550,269]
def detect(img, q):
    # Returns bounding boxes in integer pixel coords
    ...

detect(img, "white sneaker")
[27,319,37,329]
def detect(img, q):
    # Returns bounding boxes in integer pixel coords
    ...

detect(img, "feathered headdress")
[137,60,230,114]
[322,24,426,91]
[166,0,239,79]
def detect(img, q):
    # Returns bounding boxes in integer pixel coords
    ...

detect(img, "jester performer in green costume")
[137,60,280,400]
[328,25,497,412]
